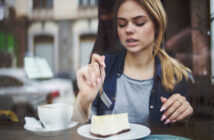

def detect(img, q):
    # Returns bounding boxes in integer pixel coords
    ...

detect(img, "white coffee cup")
[38,103,73,130]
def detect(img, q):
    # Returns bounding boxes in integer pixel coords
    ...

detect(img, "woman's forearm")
[72,94,92,123]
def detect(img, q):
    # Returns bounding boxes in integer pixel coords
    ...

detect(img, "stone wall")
[58,20,74,73]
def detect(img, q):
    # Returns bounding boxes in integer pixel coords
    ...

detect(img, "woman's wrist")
[77,92,92,115]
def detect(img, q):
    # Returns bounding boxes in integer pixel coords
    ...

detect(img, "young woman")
[72,0,193,125]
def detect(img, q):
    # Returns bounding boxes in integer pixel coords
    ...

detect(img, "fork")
[98,64,112,108]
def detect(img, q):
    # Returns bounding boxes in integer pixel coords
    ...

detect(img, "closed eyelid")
[134,21,146,25]
[117,17,147,27]
[118,18,127,27]
[118,18,127,22]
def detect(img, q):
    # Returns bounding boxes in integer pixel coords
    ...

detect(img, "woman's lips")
[126,38,139,47]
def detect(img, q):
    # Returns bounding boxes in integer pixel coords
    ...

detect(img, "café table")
[0,119,213,140]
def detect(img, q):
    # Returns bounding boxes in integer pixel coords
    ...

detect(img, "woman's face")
[117,0,155,54]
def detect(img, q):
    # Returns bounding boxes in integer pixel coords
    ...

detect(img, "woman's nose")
[126,23,135,35]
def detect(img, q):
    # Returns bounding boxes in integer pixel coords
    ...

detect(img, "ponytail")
[157,49,191,91]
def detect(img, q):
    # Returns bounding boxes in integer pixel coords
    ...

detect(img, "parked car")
[0,68,75,110]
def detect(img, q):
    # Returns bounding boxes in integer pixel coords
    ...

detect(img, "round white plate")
[24,121,78,136]
[77,123,151,140]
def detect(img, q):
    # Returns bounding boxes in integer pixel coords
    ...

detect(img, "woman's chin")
[125,44,153,54]
[125,47,145,54]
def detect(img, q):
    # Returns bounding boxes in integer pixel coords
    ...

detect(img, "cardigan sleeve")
[172,76,191,101]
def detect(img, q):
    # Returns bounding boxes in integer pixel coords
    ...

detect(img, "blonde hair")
[136,0,191,91]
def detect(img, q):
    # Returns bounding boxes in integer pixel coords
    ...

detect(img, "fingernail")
[164,119,170,125]
[161,115,166,121]
[97,78,101,83]
[172,120,176,123]
[160,106,166,112]
[102,62,106,67]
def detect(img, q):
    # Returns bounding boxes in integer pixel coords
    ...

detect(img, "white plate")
[24,121,78,136]
[77,123,151,140]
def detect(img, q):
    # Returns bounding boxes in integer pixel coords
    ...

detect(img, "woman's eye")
[118,19,127,28]
[118,23,127,28]
[135,22,145,26]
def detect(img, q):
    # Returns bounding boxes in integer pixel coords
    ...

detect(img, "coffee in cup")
[38,103,73,130]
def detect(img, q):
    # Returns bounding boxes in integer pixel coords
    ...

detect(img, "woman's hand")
[76,53,106,105]
[160,94,193,125]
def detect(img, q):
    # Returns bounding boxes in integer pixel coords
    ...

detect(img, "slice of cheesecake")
[90,113,130,137]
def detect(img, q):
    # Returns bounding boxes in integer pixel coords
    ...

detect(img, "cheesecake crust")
[90,128,130,138]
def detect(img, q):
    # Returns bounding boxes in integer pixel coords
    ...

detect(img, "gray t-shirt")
[112,74,154,123]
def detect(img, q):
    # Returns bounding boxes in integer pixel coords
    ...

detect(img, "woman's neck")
[124,51,155,80]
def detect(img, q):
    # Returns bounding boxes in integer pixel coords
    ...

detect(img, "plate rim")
[77,123,151,140]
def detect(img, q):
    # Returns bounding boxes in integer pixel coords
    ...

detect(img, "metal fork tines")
[100,89,112,108]
[98,64,112,108]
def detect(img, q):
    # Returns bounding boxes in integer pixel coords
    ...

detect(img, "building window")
[79,0,98,7]
[79,34,96,67]
[34,35,55,72]
[90,0,98,5]
[33,0,53,9]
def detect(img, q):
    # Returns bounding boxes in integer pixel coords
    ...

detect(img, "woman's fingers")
[160,99,182,122]
[88,62,101,87]
[91,53,106,68]
[75,54,106,105]
[76,63,99,87]
[160,96,167,103]
[165,101,187,123]
[77,65,91,86]
[91,53,106,81]
[171,102,193,123]
[160,94,185,112]
[160,94,193,124]
[77,53,106,88]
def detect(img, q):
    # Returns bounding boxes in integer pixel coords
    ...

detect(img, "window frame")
[79,0,98,7]
[33,0,53,10]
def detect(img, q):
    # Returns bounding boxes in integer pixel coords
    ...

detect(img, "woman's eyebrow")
[118,16,147,21]
[117,17,126,21]
[133,15,147,20]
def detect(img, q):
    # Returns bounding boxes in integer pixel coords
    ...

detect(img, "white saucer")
[24,121,78,136]
[77,123,151,140]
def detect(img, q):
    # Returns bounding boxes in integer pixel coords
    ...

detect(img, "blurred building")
[0,0,98,74]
